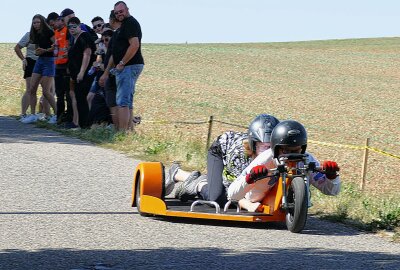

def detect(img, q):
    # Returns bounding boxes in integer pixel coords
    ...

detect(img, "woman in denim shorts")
[22,14,57,124]
[14,31,47,120]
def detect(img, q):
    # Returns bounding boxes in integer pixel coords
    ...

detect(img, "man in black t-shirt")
[108,1,144,132]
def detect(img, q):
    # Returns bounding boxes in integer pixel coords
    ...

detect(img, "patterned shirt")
[215,131,251,188]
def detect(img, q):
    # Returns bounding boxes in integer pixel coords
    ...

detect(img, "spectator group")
[15,1,144,132]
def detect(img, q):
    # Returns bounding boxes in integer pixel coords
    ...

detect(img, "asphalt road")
[0,115,399,270]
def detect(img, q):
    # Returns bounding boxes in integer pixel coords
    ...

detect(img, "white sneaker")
[48,115,57,124]
[21,114,38,124]
[19,114,27,122]
[36,113,46,121]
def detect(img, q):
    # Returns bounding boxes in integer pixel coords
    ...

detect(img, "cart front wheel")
[285,177,308,233]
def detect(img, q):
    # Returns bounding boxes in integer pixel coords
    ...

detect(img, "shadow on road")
[0,116,90,145]
[0,247,399,270]
[138,213,362,237]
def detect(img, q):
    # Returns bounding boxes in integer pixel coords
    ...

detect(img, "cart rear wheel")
[135,177,150,216]
[285,177,308,233]
[133,162,164,216]
[135,178,141,213]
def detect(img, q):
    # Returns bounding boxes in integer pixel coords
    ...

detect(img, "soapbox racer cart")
[132,153,327,233]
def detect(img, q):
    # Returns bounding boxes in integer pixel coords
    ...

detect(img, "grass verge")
[310,183,400,242]
[35,121,207,171]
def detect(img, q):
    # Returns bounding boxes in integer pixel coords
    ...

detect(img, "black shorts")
[105,76,117,107]
[23,58,36,79]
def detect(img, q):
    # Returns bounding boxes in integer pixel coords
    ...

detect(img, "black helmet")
[248,114,280,152]
[270,120,307,158]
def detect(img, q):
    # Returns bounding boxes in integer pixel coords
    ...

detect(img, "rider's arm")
[227,149,274,201]
[308,153,341,195]
[227,173,249,201]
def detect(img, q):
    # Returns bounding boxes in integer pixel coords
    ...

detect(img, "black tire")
[135,178,142,213]
[285,177,308,233]
[135,179,150,217]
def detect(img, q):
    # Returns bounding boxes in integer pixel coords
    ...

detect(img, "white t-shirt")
[18,32,38,61]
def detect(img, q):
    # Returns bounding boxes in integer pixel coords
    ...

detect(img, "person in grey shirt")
[14,32,49,121]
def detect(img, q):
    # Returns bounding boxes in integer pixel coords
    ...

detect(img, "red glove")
[246,165,268,184]
[323,161,340,180]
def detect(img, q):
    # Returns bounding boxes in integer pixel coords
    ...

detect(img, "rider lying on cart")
[165,114,280,207]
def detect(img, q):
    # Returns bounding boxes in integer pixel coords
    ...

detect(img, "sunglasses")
[102,38,110,42]
[114,9,124,15]
[67,24,78,29]
[93,23,103,29]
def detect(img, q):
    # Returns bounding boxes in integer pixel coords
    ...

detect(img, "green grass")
[2,38,400,241]
[35,121,207,171]
[310,183,400,232]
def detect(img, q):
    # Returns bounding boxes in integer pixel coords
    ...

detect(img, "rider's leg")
[198,145,227,206]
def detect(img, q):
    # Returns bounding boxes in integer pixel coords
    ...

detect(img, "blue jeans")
[33,57,55,77]
[115,64,144,109]
[89,79,104,95]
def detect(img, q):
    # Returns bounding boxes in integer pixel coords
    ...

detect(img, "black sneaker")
[65,122,80,130]
[175,171,201,202]
[132,115,141,125]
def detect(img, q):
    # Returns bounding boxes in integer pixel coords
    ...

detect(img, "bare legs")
[40,79,56,116]
[117,106,130,131]
[69,80,79,126]
[21,77,32,115]
[29,73,56,116]
[109,107,118,129]
[40,96,51,115]
[21,77,47,115]
[87,92,95,111]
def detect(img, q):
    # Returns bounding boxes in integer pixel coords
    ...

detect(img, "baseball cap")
[60,8,74,18]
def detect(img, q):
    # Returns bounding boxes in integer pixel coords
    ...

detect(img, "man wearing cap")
[59,8,75,25]
[108,1,144,132]
[60,8,98,42]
